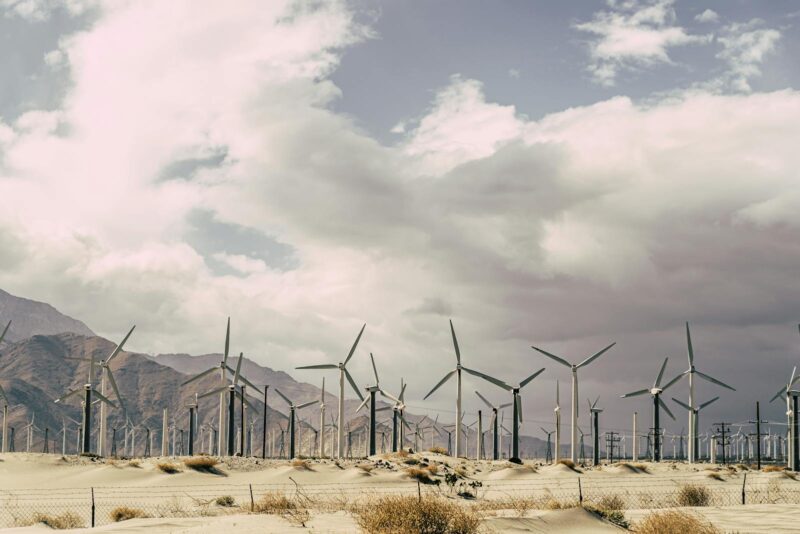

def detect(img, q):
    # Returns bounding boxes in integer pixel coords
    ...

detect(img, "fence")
[2,473,800,528]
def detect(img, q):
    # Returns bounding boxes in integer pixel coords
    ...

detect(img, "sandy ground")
[1,452,797,532]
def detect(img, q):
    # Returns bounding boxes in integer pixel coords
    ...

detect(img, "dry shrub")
[676,484,710,507]
[763,465,785,473]
[594,494,625,511]
[156,462,181,474]
[735,463,749,471]
[127,460,141,468]
[426,464,440,475]
[544,498,578,510]
[631,463,650,472]
[506,496,535,517]
[705,472,724,481]
[429,446,448,455]
[291,458,312,470]
[455,465,468,477]
[215,495,235,507]
[636,510,720,534]
[353,495,480,534]
[184,456,222,474]
[406,466,433,483]
[557,459,581,472]
[395,449,410,458]
[356,463,375,473]
[254,492,310,527]
[405,458,420,465]
[585,494,628,529]
[110,506,148,522]
[31,512,85,529]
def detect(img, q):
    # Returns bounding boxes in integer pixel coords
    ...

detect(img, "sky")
[0,0,799,439]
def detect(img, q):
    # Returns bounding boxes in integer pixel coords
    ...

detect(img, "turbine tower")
[356,353,399,457]
[95,325,135,457]
[620,357,679,462]
[554,381,561,463]
[274,388,315,459]
[674,323,735,463]
[0,320,9,453]
[424,320,507,457]
[531,341,616,463]
[770,365,800,467]
[474,391,510,460]
[588,397,603,465]
[296,324,366,458]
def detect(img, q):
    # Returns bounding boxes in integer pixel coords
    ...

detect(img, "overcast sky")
[1,0,799,439]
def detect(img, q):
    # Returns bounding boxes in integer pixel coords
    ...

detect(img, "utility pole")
[714,422,731,465]
[605,432,620,464]
[749,401,767,470]
[262,385,269,459]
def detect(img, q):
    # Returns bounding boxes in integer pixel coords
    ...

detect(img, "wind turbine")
[620,357,679,461]
[181,318,233,456]
[0,382,9,454]
[424,320,507,458]
[531,340,616,463]
[588,397,603,465]
[384,379,407,452]
[296,324,366,459]
[554,381,561,463]
[55,347,117,454]
[475,391,510,460]
[672,395,719,461]
[356,353,397,457]
[274,388,315,459]
[671,323,735,463]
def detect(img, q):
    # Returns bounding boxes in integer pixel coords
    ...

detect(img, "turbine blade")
[475,390,494,409]
[695,370,735,391]
[223,317,230,365]
[297,400,316,410]
[55,388,83,403]
[198,385,228,399]
[0,320,11,344]
[274,388,293,406]
[105,369,125,412]
[344,368,364,401]
[655,357,668,388]
[181,367,217,386]
[449,319,461,364]
[375,406,392,412]
[661,372,684,391]
[531,346,572,368]
[577,342,616,369]
[699,396,720,410]
[106,325,136,363]
[462,366,511,391]
[520,368,545,388]
[516,395,523,423]
[423,369,457,400]
[233,353,244,385]
[621,389,649,398]
[370,353,379,385]
[92,390,117,408]
[235,391,259,412]
[556,380,560,406]
[237,374,260,392]
[499,402,512,409]
[379,389,400,403]
[658,397,675,420]
[770,386,786,403]
[399,382,407,402]
[344,323,366,366]
[685,322,694,366]
[355,396,369,413]
[0,384,7,404]
[671,397,692,411]
[296,364,338,370]
[791,366,798,388]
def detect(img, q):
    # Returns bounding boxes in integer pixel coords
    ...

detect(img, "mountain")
[0,288,95,343]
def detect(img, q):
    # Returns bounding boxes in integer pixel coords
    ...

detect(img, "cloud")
[0,0,93,21]
[575,0,710,86]
[694,9,719,24]
[716,19,781,92]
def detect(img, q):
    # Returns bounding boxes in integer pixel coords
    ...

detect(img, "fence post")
[91,487,95,528]
[417,479,422,502]
[741,472,747,505]
[249,484,255,512]
[578,477,583,504]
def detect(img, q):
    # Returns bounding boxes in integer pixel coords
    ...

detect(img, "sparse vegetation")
[110,506,148,522]
[405,466,434,483]
[764,465,786,472]
[353,495,481,534]
[429,446,448,455]
[356,463,374,473]
[706,472,724,481]
[676,483,711,507]
[156,462,181,474]
[215,495,236,507]
[127,460,141,468]
[253,492,310,527]
[636,510,720,534]
[585,494,628,528]
[184,456,222,473]
[30,512,85,529]
[291,458,312,470]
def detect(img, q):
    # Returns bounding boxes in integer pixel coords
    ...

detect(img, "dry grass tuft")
[31,512,85,529]
[254,492,310,527]
[429,446,448,455]
[763,465,786,473]
[183,456,222,474]
[631,463,650,472]
[544,498,579,510]
[676,483,711,507]
[356,463,375,473]
[126,460,141,468]
[110,506,148,522]
[405,466,435,483]
[291,458,312,470]
[584,494,628,528]
[215,495,236,507]
[156,462,181,474]
[353,494,480,534]
[705,472,724,481]
[735,463,749,471]
[426,464,440,475]
[636,510,720,534]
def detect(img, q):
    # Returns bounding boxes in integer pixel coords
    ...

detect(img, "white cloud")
[694,9,719,23]
[0,0,93,21]
[575,0,710,86]
[716,20,781,92]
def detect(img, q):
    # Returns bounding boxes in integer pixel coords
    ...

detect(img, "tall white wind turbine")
[296,324,366,458]
[674,323,735,463]
[0,320,9,452]
[424,320,507,458]
[95,325,135,456]
[531,341,616,463]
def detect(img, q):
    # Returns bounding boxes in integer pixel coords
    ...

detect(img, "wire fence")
[2,472,800,528]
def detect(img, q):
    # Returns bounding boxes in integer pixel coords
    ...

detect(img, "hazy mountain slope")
[0,288,95,343]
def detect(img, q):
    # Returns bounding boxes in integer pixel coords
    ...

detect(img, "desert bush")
[735,463,749,471]
[763,465,785,472]
[636,510,720,534]
[31,512,85,529]
[404,457,420,465]
[356,463,374,473]
[406,466,434,483]
[705,472,724,481]
[584,494,627,528]
[594,494,625,511]
[676,484,710,507]
[215,495,235,507]
[156,462,181,474]
[127,460,141,468]
[353,495,480,534]
[254,492,309,527]
[291,458,312,470]
[429,446,448,455]
[631,463,650,472]
[544,498,578,510]
[110,506,148,522]
[426,464,440,475]
[184,456,221,473]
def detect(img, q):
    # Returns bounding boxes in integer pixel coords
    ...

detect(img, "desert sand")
[1,451,798,532]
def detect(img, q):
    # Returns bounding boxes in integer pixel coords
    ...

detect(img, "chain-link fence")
[2,473,799,528]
